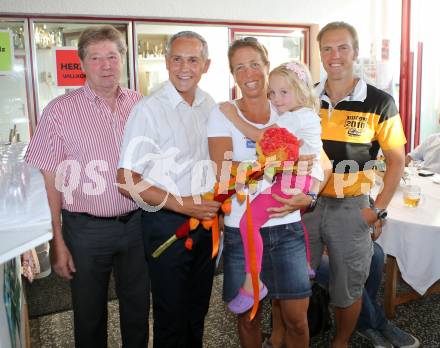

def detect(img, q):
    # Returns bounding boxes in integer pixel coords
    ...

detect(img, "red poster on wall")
[55,49,86,87]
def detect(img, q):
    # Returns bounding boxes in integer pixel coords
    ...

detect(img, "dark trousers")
[62,210,149,348]
[142,209,215,348]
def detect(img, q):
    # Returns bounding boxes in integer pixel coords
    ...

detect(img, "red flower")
[259,128,300,162]
[184,237,193,250]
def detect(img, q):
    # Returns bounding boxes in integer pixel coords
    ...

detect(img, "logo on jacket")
[344,115,368,137]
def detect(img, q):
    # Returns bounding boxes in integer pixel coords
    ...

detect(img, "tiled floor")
[29,274,440,347]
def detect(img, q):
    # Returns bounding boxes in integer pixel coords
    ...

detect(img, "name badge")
[246,139,256,148]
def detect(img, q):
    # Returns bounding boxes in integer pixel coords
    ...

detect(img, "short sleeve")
[276,110,322,155]
[375,97,407,150]
[207,105,233,138]
[118,99,160,174]
[276,109,324,181]
[25,106,65,173]
[275,111,302,134]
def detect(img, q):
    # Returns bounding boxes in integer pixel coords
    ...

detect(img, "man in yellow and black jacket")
[302,21,411,348]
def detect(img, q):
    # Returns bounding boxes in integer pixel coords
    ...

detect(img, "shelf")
[0,221,52,264]
[138,56,165,62]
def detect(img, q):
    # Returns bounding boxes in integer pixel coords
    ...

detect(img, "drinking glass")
[403,184,421,207]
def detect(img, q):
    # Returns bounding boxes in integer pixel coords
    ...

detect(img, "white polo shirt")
[118,80,216,197]
[409,133,440,173]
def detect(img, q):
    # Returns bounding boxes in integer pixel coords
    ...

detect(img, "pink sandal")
[227,285,268,314]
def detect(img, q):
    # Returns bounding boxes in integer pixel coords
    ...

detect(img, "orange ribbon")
[246,195,260,321]
[211,214,220,259]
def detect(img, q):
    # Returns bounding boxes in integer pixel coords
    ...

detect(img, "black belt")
[66,209,139,224]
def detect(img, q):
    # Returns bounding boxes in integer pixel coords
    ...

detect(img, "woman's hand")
[267,192,312,218]
[296,154,315,175]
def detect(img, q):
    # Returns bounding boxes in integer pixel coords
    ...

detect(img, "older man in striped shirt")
[25,26,149,348]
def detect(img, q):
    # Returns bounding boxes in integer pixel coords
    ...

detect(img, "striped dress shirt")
[25,82,142,217]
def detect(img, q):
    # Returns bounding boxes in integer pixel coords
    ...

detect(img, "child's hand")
[219,102,237,120]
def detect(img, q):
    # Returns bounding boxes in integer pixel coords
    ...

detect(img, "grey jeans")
[302,195,373,308]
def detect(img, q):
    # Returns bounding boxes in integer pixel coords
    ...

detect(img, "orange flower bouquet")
[151,167,264,259]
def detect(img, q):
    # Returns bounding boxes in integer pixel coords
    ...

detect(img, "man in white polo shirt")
[406,112,440,173]
[117,31,220,348]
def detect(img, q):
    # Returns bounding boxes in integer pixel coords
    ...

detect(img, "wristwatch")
[371,206,388,220]
[307,192,318,210]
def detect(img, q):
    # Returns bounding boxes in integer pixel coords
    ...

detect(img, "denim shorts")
[222,222,312,301]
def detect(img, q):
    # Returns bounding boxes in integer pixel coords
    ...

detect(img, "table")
[0,143,52,348]
[376,173,440,318]
[0,222,51,348]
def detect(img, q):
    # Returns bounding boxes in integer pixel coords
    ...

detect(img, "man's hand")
[268,192,312,218]
[41,170,75,280]
[50,237,76,280]
[218,214,225,232]
[361,207,379,227]
[180,196,221,220]
[371,219,384,241]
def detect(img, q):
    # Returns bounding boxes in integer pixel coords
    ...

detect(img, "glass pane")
[135,23,230,102]
[0,20,31,143]
[231,29,306,99]
[234,30,306,67]
[353,0,402,102]
[412,0,440,142]
[32,22,130,117]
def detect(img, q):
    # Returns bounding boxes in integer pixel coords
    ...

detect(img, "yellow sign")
[0,30,14,73]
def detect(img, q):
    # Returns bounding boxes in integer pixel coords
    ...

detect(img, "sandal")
[227,284,268,314]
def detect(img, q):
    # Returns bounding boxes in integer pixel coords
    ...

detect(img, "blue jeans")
[315,242,387,331]
[223,223,311,302]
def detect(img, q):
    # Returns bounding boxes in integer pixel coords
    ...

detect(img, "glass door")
[30,21,131,119]
[0,19,33,143]
[410,0,440,146]
[230,27,308,98]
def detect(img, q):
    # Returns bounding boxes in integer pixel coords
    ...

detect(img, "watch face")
[307,193,318,210]
[378,210,387,219]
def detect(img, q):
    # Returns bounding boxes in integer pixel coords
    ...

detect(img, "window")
[230,27,308,98]
[135,23,230,102]
[0,20,32,143]
[31,21,131,118]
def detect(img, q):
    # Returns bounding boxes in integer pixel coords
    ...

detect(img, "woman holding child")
[207,37,329,348]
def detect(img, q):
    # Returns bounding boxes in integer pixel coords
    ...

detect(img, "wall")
[3,0,378,87]
[3,0,367,27]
